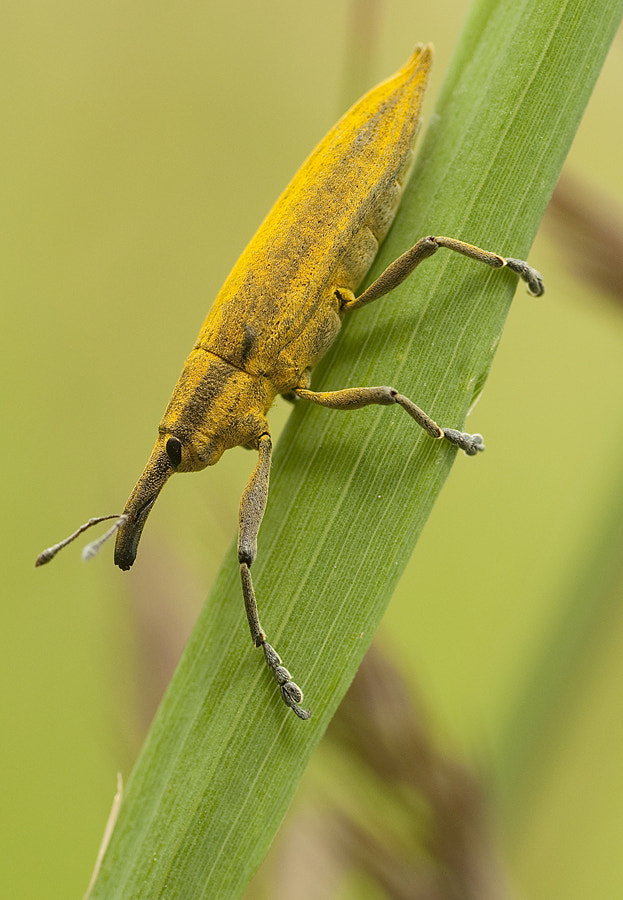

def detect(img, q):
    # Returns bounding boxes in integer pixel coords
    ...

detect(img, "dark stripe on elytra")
[239,323,258,366]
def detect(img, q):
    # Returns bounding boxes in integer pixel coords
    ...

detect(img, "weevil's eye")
[165,436,183,467]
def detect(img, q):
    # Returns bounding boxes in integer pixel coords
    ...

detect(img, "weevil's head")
[114,351,271,570]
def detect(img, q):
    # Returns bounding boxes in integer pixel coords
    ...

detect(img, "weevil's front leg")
[340,235,544,311]
[295,385,485,456]
[238,433,310,719]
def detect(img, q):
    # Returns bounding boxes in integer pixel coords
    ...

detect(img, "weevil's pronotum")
[36,45,543,719]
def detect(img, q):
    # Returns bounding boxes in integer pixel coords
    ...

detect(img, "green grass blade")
[88,1,623,896]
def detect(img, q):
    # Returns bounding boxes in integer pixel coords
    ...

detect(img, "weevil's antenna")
[35,514,127,567]
[82,516,129,561]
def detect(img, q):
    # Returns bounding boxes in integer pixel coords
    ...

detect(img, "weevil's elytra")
[36,45,544,719]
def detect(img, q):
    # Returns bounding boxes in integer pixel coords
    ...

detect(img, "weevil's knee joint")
[238,548,253,566]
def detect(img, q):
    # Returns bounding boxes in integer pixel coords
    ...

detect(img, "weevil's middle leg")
[295,385,485,456]
[340,234,544,312]
[238,433,310,719]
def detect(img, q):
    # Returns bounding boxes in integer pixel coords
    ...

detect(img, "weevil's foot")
[504,258,545,297]
[263,641,311,720]
[443,429,485,456]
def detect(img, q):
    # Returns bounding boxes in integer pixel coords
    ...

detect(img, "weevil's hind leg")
[295,385,485,456]
[238,433,310,720]
[340,235,544,312]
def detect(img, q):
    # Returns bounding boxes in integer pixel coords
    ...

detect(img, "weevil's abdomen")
[194,45,433,392]
[330,149,414,292]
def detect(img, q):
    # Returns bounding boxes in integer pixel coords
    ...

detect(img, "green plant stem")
[88,1,623,896]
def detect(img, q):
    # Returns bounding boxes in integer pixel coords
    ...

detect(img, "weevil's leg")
[295,385,485,456]
[238,433,310,719]
[341,235,544,312]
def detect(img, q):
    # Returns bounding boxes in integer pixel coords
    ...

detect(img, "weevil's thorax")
[159,349,273,470]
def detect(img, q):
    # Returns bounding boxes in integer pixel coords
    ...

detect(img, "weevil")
[36,45,543,719]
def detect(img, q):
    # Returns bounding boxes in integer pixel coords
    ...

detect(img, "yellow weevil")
[36,45,543,719]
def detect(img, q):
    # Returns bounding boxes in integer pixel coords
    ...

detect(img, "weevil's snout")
[114,444,174,570]
[114,493,158,570]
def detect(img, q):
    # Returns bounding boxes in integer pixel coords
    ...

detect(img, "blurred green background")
[3,1,622,897]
